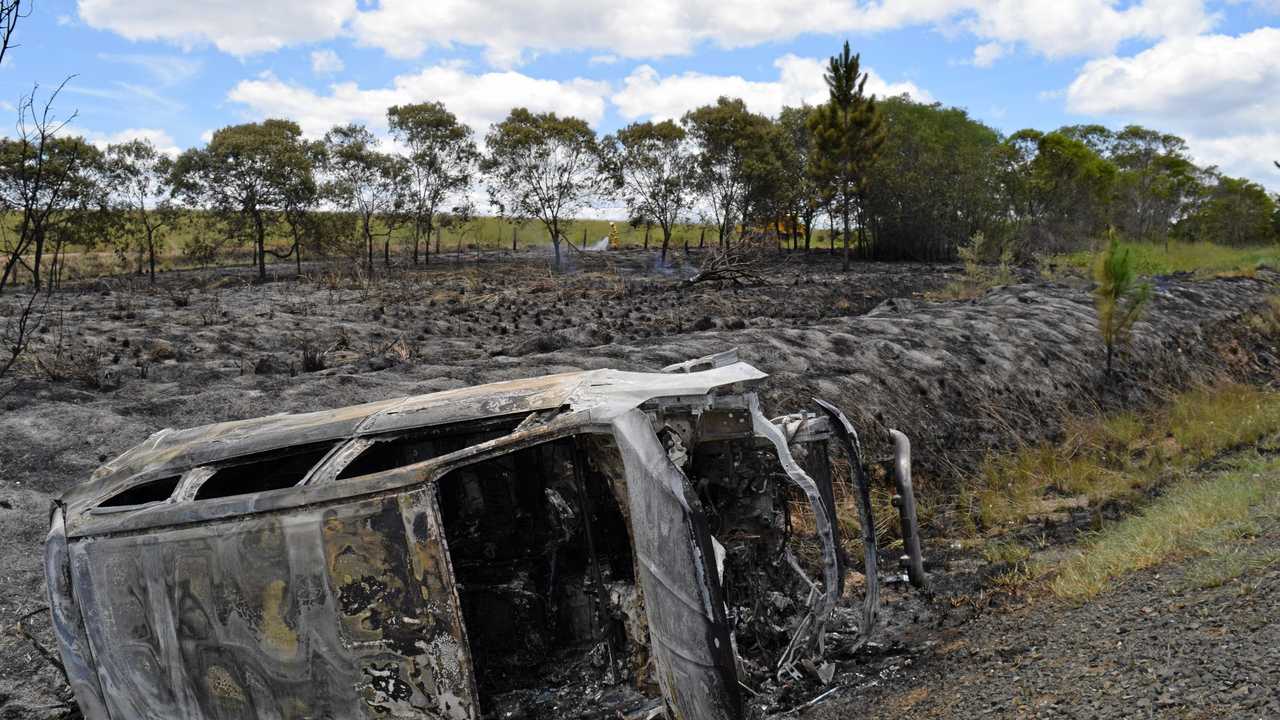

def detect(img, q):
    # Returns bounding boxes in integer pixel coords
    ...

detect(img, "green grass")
[1054,239,1280,278]
[4,212,844,284]
[1050,453,1280,602]
[965,383,1280,531]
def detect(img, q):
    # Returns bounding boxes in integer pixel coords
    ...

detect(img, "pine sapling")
[1094,231,1152,377]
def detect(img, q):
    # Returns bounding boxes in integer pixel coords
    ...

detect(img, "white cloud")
[310,49,345,75]
[65,126,181,157]
[351,0,1214,68]
[1065,27,1280,189]
[589,54,620,66]
[612,54,931,121]
[78,0,1216,66]
[226,64,611,138]
[971,42,1008,68]
[98,53,202,86]
[77,0,357,56]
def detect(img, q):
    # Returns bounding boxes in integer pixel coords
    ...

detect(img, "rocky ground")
[0,249,1277,718]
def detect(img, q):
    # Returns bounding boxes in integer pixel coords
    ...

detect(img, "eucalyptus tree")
[322,123,406,274]
[776,105,824,251]
[105,138,178,283]
[808,41,886,269]
[387,102,477,265]
[682,97,773,249]
[171,119,316,281]
[482,108,604,271]
[604,119,694,263]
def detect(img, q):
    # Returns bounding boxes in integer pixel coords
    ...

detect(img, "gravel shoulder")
[816,501,1280,719]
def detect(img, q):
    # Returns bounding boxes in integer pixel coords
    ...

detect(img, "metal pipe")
[813,399,879,636]
[889,429,927,590]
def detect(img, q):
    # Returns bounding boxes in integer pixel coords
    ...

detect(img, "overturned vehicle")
[45,352,922,719]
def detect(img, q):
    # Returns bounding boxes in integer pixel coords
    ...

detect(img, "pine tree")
[1094,230,1152,377]
[808,41,886,270]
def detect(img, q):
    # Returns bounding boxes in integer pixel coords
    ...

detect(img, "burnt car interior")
[436,437,647,718]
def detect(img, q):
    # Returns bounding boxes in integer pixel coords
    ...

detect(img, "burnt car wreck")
[45,351,922,719]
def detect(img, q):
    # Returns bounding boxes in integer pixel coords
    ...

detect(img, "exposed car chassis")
[45,351,921,719]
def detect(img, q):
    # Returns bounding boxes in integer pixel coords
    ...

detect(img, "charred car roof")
[62,362,767,535]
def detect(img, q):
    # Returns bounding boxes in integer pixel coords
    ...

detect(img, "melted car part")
[46,358,898,720]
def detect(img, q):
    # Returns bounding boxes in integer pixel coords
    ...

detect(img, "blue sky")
[4,0,1279,190]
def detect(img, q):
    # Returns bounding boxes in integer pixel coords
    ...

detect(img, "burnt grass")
[1,248,1278,718]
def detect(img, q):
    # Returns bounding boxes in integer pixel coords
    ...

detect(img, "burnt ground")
[1,249,1278,718]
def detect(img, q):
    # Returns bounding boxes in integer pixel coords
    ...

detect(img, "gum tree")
[387,102,477,265]
[604,119,694,264]
[171,119,316,281]
[105,138,177,283]
[322,123,406,274]
[482,108,604,271]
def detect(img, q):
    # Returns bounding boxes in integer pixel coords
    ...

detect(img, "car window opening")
[97,475,182,508]
[193,444,334,501]
[436,437,646,719]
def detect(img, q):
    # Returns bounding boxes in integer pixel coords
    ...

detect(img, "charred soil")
[1,251,1277,718]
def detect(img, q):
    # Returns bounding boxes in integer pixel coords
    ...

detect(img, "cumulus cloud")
[971,42,1008,68]
[226,64,611,138]
[79,0,1215,65]
[612,54,931,121]
[1065,27,1280,188]
[77,0,356,55]
[352,0,1215,67]
[65,126,182,156]
[310,49,345,75]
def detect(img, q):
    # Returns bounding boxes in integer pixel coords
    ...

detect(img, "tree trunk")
[412,217,420,265]
[435,227,441,256]
[253,211,267,281]
[31,225,44,289]
[424,217,433,266]
[512,225,517,253]
[364,215,374,276]
[841,196,851,272]
[552,221,563,271]
[699,226,705,249]
[147,227,156,284]
[660,224,671,264]
[383,235,390,267]
[644,224,650,250]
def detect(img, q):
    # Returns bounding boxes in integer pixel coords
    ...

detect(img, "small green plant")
[1093,231,1152,376]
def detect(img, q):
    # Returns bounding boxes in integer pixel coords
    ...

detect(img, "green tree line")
[2,41,1278,293]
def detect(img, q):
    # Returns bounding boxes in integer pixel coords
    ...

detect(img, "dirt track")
[1,252,1277,718]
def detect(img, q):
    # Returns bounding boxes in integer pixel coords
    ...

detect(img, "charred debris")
[45,350,925,719]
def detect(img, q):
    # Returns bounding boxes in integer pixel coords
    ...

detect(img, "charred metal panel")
[66,486,477,719]
[612,410,741,720]
[44,508,109,720]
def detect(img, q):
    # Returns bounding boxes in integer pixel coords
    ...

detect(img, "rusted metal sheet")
[47,358,902,720]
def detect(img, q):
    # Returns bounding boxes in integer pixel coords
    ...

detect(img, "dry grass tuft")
[1050,454,1280,602]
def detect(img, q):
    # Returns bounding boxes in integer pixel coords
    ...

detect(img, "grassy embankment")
[1054,239,1280,277]
[961,378,1280,602]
